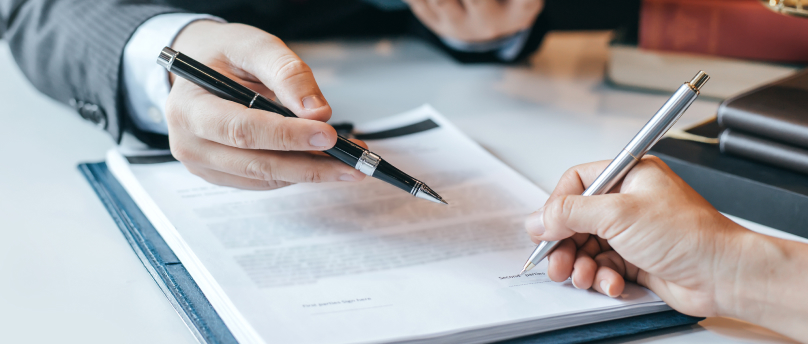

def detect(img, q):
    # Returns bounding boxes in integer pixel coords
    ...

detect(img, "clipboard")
[78,162,702,344]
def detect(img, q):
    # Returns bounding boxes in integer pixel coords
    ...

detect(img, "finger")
[570,251,597,289]
[169,134,366,184]
[405,0,439,24]
[592,266,625,298]
[592,251,627,297]
[225,28,331,122]
[504,0,543,29]
[577,235,604,257]
[428,0,466,22]
[184,164,293,190]
[546,238,576,282]
[546,160,613,204]
[462,0,502,19]
[172,88,338,151]
[537,192,639,242]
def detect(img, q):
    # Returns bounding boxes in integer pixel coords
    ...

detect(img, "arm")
[525,157,808,341]
[0,0,179,142]
[2,2,367,189]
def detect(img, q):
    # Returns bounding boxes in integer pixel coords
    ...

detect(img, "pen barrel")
[165,51,257,107]
[622,83,698,158]
[581,84,697,197]
[326,139,366,167]
[582,150,641,196]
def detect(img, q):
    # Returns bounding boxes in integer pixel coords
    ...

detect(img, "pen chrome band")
[355,151,381,176]
[410,180,423,196]
[157,47,178,70]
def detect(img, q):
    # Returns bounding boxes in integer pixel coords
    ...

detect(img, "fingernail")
[302,95,327,110]
[525,207,545,236]
[309,132,330,148]
[600,280,613,297]
[571,277,581,289]
[339,173,358,182]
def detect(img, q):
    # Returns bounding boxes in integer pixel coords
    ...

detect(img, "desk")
[0,32,797,343]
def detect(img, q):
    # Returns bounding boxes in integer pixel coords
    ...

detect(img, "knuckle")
[165,96,189,130]
[225,116,256,149]
[271,124,296,151]
[302,167,325,183]
[558,194,577,221]
[244,158,275,181]
[273,57,311,82]
[170,145,193,162]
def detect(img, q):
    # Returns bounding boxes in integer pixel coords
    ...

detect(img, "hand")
[524,157,750,317]
[405,0,543,43]
[165,21,366,190]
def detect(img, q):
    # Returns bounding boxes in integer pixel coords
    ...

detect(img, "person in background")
[0,0,637,189]
[525,157,808,341]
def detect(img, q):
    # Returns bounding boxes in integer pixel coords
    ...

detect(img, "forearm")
[723,229,808,341]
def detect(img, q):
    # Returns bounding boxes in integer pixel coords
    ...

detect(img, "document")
[107,105,667,344]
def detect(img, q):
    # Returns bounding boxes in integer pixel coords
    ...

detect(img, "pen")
[157,47,447,205]
[519,71,710,274]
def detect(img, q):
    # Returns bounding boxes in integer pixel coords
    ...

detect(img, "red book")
[639,0,808,63]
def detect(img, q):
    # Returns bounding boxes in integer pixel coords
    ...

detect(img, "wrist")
[715,226,806,324]
[713,226,763,320]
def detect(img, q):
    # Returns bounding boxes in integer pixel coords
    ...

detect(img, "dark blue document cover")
[79,162,702,344]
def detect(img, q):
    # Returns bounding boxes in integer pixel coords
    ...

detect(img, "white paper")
[107,105,666,344]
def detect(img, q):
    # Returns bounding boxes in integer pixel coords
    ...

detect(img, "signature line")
[509,281,552,288]
[311,304,394,315]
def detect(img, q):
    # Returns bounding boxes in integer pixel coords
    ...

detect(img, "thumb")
[526,194,638,242]
[231,30,331,122]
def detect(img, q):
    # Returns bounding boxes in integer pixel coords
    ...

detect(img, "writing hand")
[166,21,366,190]
[525,157,748,317]
[525,157,808,341]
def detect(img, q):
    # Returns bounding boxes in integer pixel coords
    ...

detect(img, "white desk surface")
[0,32,798,343]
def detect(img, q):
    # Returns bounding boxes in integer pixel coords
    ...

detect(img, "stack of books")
[607,0,807,99]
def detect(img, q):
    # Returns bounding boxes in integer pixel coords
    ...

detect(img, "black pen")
[157,47,447,204]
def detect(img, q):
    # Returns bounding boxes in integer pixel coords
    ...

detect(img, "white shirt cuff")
[439,29,531,61]
[122,13,225,135]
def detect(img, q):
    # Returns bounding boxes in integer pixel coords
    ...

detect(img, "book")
[720,128,808,175]
[606,43,800,99]
[91,105,697,344]
[639,0,808,63]
[717,69,808,148]
[716,69,808,174]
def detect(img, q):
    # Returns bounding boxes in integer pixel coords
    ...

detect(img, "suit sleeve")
[0,0,180,143]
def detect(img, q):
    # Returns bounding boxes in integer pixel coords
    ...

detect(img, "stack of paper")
[107,105,668,344]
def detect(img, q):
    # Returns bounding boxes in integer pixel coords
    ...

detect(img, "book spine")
[716,70,808,149]
[639,0,808,63]
[720,129,808,175]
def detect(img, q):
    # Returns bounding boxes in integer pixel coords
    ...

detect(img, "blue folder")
[79,161,702,344]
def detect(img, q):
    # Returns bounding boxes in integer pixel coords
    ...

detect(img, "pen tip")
[518,268,526,275]
[414,183,448,205]
[520,262,535,274]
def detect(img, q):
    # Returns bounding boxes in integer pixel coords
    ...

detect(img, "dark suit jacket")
[0,0,639,147]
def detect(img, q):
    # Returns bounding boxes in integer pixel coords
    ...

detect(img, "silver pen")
[519,71,710,275]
